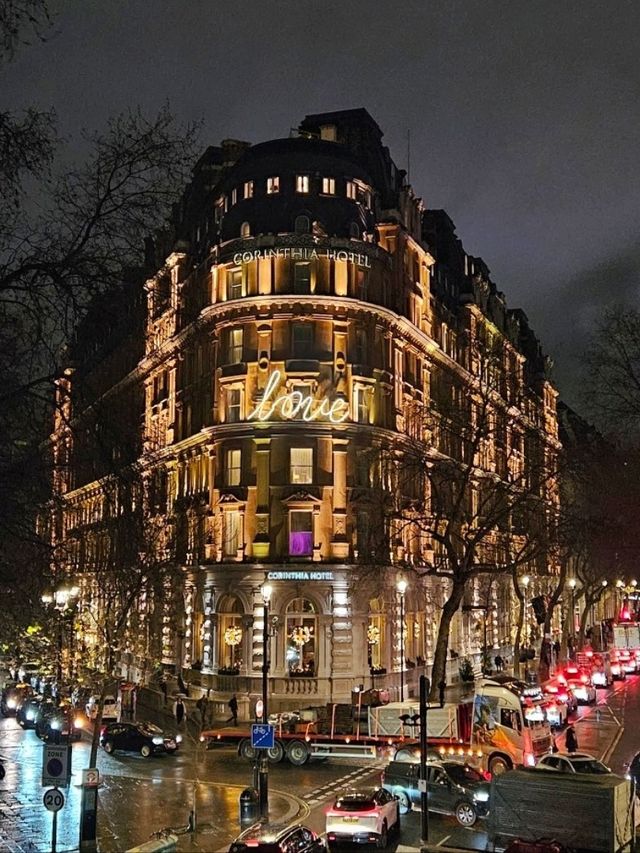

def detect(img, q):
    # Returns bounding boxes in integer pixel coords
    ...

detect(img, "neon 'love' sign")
[248,370,349,423]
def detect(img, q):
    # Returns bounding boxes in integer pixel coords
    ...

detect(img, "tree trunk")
[429,579,466,703]
[513,595,525,669]
[577,596,593,651]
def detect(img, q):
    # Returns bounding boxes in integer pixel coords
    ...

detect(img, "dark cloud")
[4,0,640,406]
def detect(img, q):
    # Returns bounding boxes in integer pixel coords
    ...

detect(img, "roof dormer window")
[296,175,310,194]
[267,176,280,194]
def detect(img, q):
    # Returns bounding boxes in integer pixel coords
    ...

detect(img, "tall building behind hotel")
[48,109,560,710]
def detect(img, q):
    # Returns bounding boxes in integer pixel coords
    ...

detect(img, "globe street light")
[259,583,272,819]
[568,578,577,654]
[397,579,408,703]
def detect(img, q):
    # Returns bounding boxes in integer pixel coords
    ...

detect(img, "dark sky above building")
[6,0,640,407]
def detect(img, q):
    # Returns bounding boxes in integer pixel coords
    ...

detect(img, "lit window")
[290,448,313,484]
[267,176,280,194]
[240,221,251,237]
[223,511,241,556]
[228,268,244,299]
[292,322,313,356]
[320,124,337,141]
[346,181,357,200]
[226,388,242,423]
[354,386,370,424]
[322,177,335,195]
[225,449,242,486]
[356,268,368,299]
[293,262,311,294]
[231,188,237,206]
[243,181,253,199]
[289,511,313,557]
[286,597,317,675]
[296,175,310,194]
[228,327,243,363]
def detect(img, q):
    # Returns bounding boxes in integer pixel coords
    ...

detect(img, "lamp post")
[259,583,272,819]
[397,579,407,703]
[568,578,577,658]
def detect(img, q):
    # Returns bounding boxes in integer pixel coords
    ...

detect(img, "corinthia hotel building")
[48,109,560,712]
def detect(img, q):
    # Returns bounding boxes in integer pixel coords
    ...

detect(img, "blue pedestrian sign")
[251,723,275,750]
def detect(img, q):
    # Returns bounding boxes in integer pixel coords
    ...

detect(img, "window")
[292,322,313,356]
[240,221,251,237]
[320,124,336,141]
[349,221,360,239]
[290,448,313,484]
[346,180,357,200]
[294,214,310,235]
[228,268,244,299]
[225,448,241,486]
[289,511,313,557]
[231,188,237,206]
[355,328,367,364]
[226,387,242,423]
[322,177,335,195]
[266,176,279,194]
[296,175,309,193]
[243,181,253,199]
[354,386,370,424]
[223,511,241,557]
[217,595,243,668]
[293,262,311,294]
[228,327,243,363]
[356,268,368,299]
[286,597,317,675]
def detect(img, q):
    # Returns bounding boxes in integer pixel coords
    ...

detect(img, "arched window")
[240,221,251,238]
[294,214,311,235]
[217,595,244,672]
[286,597,317,676]
[349,221,360,239]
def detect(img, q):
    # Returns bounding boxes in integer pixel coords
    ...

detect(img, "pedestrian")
[196,694,208,732]
[160,674,168,706]
[553,639,561,659]
[494,655,502,672]
[177,672,189,696]
[438,679,446,708]
[565,724,578,754]
[175,696,185,729]
[227,693,238,725]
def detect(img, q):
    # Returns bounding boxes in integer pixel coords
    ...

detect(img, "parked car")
[382,759,490,826]
[100,722,181,757]
[229,823,325,853]
[536,752,611,774]
[326,787,400,849]
[16,695,44,729]
[623,750,640,786]
[86,694,120,721]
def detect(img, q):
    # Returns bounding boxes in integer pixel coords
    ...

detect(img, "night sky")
[6,0,640,407]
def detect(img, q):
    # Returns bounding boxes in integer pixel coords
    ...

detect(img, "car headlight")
[7,698,16,709]
[152,737,163,745]
[474,790,490,802]
[176,735,182,743]
[50,720,60,730]
[26,711,35,720]
[75,716,83,728]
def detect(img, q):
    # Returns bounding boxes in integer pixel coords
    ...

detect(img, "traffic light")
[531,595,546,625]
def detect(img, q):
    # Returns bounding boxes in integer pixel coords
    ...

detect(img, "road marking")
[602,725,625,765]
[437,835,451,846]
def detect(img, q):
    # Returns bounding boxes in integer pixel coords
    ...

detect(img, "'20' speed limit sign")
[43,788,65,812]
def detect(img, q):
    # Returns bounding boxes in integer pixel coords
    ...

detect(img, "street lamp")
[568,578,577,655]
[521,575,530,645]
[259,583,272,819]
[397,579,407,703]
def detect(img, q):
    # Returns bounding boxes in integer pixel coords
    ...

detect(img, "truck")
[369,676,554,775]
[488,768,636,853]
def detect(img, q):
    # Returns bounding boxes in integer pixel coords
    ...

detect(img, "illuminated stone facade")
[49,110,560,708]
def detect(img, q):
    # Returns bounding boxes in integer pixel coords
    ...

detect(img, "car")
[325,787,400,849]
[35,700,83,742]
[382,759,490,826]
[565,677,596,705]
[86,694,120,721]
[623,750,640,786]
[99,721,181,757]
[1,682,33,716]
[16,695,44,729]
[229,823,325,853]
[536,752,611,774]
[544,682,577,717]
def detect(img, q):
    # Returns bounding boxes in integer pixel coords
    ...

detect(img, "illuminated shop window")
[226,387,242,423]
[228,327,244,363]
[286,597,317,675]
[293,262,311,294]
[228,268,245,299]
[266,176,280,194]
[290,448,313,485]
[296,175,310,194]
[223,511,241,557]
[322,177,335,195]
[292,322,313,356]
[289,510,313,557]
[243,181,253,199]
[346,180,357,200]
[225,448,242,486]
[218,595,243,669]
[354,385,370,424]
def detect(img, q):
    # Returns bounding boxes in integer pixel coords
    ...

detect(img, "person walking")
[438,679,446,708]
[227,693,238,725]
[175,696,186,730]
[196,694,208,732]
[565,724,578,754]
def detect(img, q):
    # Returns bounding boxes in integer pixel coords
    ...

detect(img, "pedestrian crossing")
[301,760,387,806]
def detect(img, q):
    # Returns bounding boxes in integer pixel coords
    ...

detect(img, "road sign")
[43,788,65,812]
[251,723,275,750]
[255,699,264,720]
[81,768,100,787]
[42,743,71,787]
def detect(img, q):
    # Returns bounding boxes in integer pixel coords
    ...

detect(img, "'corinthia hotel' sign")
[267,571,334,581]
[232,247,371,267]
[248,370,349,423]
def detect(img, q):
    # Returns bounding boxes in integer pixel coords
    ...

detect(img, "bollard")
[239,787,259,827]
